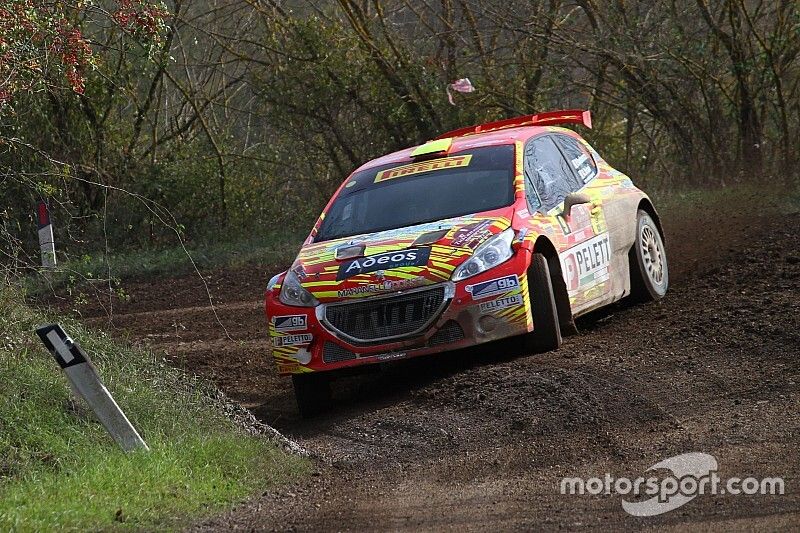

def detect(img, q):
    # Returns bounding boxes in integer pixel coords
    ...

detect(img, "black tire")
[292,372,332,418]
[629,209,669,302]
[546,254,579,336]
[523,253,563,353]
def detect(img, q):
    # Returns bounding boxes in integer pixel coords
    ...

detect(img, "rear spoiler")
[435,109,592,140]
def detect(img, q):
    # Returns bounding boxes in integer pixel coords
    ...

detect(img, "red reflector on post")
[37,201,50,229]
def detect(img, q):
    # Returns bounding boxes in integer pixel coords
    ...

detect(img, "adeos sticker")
[337,248,430,281]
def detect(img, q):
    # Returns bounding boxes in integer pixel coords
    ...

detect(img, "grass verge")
[25,230,306,295]
[0,288,309,530]
[649,179,800,217]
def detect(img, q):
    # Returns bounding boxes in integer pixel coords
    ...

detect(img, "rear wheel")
[292,372,332,418]
[629,209,669,302]
[523,253,563,353]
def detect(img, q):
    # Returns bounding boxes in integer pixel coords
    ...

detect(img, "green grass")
[26,230,306,294]
[0,288,309,531]
[648,179,800,217]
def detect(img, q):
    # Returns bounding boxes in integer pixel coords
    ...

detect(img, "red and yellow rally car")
[265,110,668,416]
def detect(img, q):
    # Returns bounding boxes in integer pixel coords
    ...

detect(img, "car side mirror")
[561,192,592,217]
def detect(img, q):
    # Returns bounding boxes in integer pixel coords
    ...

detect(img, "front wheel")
[523,253,563,353]
[629,210,669,302]
[292,372,332,418]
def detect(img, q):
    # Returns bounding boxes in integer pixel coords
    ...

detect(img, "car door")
[524,134,613,312]
[554,133,640,309]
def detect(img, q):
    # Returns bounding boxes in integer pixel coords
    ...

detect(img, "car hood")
[289,207,514,302]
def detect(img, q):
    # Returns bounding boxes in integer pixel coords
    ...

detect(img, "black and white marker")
[35,324,149,452]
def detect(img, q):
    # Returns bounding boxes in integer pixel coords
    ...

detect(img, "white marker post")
[36,201,56,268]
[35,324,149,452]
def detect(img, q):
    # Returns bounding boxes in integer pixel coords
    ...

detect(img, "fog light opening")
[293,348,312,365]
[477,315,498,334]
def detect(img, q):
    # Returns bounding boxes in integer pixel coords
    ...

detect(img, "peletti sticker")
[466,274,520,300]
[374,155,472,183]
[560,233,612,292]
[479,294,523,313]
[273,333,313,347]
[337,248,430,281]
[273,314,307,332]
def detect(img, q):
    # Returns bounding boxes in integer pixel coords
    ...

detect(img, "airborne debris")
[447,78,475,105]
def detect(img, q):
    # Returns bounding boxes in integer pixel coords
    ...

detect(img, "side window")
[524,135,582,212]
[555,134,598,184]
[524,174,542,212]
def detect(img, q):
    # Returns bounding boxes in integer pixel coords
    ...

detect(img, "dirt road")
[68,208,799,531]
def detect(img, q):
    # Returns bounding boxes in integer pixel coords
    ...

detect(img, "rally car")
[265,109,668,416]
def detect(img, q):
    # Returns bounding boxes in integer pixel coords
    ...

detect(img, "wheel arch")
[531,236,577,334]
[637,198,665,241]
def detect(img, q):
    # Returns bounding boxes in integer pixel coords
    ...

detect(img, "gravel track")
[61,208,799,531]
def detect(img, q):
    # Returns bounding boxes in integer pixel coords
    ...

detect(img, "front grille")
[324,286,447,344]
[428,320,465,347]
[323,342,357,363]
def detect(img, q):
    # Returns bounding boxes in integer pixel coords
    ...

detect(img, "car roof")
[353,125,578,174]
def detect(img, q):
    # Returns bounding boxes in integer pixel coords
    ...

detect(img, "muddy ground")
[54,205,799,531]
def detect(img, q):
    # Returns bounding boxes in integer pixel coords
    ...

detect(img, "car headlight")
[279,269,319,307]
[452,228,515,281]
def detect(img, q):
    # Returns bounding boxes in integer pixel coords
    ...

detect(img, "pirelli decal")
[374,155,472,183]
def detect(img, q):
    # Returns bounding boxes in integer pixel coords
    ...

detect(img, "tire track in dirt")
[53,209,800,530]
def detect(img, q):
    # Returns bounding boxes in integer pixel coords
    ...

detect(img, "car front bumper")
[266,250,533,375]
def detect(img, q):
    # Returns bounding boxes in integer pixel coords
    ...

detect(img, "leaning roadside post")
[35,323,150,452]
[36,200,56,268]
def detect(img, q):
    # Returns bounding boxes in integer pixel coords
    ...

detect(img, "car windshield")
[315,145,515,241]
